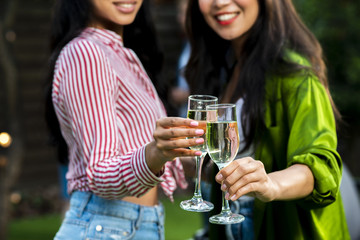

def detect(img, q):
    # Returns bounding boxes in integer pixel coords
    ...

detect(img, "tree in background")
[295,0,360,123]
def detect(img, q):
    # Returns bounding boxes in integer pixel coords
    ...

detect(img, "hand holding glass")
[180,95,217,212]
[206,104,245,224]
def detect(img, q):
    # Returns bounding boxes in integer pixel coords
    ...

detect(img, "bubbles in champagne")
[206,121,239,169]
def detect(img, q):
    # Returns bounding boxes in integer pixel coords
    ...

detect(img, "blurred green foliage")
[295,0,360,124]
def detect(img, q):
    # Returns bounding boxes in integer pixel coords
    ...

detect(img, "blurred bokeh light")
[0,132,12,148]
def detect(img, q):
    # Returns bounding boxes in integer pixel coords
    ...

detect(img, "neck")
[89,20,123,37]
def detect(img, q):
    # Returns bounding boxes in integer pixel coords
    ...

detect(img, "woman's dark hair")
[185,0,340,152]
[45,0,163,164]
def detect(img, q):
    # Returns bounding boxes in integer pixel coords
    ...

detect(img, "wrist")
[268,173,281,201]
[145,141,166,175]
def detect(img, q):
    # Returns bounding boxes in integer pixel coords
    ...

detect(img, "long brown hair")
[185,0,340,152]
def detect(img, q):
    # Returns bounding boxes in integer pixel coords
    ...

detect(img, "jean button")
[96,225,103,232]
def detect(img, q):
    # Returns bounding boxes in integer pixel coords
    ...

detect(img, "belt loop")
[156,204,164,226]
[134,206,143,230]
[155,204,165,240]
[77,192,92,217]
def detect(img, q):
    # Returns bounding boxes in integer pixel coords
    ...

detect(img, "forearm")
[87,146,162,199]
[270,164,314,201]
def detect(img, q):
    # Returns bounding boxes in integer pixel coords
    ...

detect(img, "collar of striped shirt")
[82,27,123,48]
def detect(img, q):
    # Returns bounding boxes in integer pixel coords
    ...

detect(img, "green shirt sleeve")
[281,71,342,209]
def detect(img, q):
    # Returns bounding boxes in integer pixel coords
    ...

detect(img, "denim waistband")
[70,191,164,223]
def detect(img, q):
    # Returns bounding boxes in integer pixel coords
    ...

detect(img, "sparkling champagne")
[187,109,207,121]
[187,110,207,152]
[206,121,239,169]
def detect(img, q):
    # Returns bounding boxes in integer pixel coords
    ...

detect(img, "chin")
[218,34,238,41]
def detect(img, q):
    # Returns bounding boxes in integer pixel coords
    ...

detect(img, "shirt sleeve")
[282,72,342,209]
[56,39,163,199]
[160,157,189,202]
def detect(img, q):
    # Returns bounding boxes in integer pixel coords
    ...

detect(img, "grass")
[8,214,61,240]
[163,195,203,240]
[8,195,203,240]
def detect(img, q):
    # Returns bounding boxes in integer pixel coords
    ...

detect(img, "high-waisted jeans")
[54,191,165,240]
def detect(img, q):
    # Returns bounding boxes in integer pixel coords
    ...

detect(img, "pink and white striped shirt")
[52,27,187,201]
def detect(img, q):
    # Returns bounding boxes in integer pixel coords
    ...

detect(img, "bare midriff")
[122,186,158,206]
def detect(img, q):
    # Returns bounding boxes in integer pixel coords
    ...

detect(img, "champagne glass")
[206,104,245,224]
[180,95,217,212]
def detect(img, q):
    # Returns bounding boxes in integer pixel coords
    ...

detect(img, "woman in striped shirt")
[45,1,203,239]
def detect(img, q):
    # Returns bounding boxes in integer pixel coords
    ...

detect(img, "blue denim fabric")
[226,197,254,240]
[200,181,212,230]
[54,191,164,240]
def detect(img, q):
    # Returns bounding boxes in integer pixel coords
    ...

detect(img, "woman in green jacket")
[184,0,350,239]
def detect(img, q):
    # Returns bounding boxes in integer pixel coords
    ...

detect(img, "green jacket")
[254,53,350,239]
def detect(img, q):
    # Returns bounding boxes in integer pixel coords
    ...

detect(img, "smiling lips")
[113,1,137,13]
[215,12,239,25]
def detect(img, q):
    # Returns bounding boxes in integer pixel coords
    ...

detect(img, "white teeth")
[118,3,133,8]
[216,13,237,21]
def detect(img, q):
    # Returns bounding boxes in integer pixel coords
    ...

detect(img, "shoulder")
[267,51,324,98]
[56,36,108,68]
[283,50,311,68]
[53,35,115,90]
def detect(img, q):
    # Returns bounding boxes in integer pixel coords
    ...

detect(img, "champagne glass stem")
[193,153,206,199]
[220,166,231,215]
[180,152,213,212]
[221,191,231,215]
[208,165,245,224]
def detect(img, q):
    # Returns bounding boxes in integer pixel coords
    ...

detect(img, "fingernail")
[225,192,230,200]
[195,151,202,156]
[195,129,204,135]
[221,184,227,191]
[195,138,204,143]
[230,195,237,201]
[216,174,223,181]
[190,121,199,126]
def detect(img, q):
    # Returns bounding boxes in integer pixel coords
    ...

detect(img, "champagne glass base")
[209,212,245,225]
[180,198,214,212]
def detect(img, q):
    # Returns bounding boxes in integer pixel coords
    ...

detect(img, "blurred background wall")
[1,0,58,194]
[0,0,359,239]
